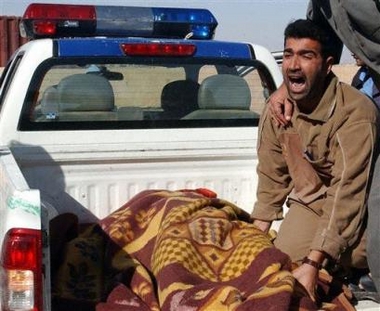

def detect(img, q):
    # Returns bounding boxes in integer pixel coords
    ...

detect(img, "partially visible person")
[267,0,380,296]
[351,54,380,109]
[348,53,380,297]
[251,18,379,302]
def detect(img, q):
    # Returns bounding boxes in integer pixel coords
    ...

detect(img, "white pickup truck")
[0,3,377,311]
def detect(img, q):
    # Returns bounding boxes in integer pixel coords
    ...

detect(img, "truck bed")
[4,144,378,311]
[356,300,380,311]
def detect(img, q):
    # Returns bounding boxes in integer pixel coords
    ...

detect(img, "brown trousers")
[273,203,367,269]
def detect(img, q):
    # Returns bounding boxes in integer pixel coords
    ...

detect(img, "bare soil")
[332,64,357,85]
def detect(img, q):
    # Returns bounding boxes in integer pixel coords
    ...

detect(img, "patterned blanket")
[51,189,355,311]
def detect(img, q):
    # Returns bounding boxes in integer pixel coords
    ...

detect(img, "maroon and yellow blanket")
[51,189,355,311]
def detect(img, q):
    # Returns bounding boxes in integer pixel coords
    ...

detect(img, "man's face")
[352,54,365,67]
[282,37,333,112]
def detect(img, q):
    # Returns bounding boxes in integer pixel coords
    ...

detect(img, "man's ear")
[325,56,334,74]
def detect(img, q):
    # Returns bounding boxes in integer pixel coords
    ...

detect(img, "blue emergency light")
[20,3,218,40]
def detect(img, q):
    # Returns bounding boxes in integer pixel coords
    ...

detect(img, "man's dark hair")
[284,19,336,60]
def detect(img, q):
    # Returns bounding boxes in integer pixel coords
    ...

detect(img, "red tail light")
[121,43,196,57]
[1,228,42,311]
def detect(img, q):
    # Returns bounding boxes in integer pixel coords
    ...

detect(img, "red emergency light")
[21,3,96,38]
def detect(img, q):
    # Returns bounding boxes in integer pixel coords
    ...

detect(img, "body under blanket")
[51,189,355,310]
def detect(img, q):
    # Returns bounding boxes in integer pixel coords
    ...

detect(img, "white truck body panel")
[11,127,259,220]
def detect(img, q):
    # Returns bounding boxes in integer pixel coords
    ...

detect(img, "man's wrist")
[302,257,322,270]
[302,250,327,270]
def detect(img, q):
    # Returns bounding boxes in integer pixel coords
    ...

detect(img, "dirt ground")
[332,63,358,84]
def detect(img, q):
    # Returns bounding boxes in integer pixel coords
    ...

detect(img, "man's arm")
[251,106,292,226]
[311,113,378,260]
[267,83,293,127]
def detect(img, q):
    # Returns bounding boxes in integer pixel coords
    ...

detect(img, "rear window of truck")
[19,58,276,131]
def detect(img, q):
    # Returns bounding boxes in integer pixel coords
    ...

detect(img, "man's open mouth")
[288,75,306,93]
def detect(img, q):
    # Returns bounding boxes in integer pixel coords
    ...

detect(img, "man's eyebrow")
[283,48,294,54]
[284,48,318,55]
[299,49,318,55]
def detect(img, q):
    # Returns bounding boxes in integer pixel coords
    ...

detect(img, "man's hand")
[268,83,293,127]
[293,250,325,301]
[292,263,319,301]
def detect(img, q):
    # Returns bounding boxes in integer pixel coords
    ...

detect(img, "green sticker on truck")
[7,196,40,216]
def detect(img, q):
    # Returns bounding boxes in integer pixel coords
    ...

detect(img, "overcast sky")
[0,0,352,63]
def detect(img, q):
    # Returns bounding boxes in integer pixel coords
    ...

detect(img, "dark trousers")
[368,149,380,292]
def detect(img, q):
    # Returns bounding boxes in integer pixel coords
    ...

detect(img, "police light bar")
[20,3,218,40]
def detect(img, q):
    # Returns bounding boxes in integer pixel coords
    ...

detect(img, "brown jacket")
[252,75,379,259]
